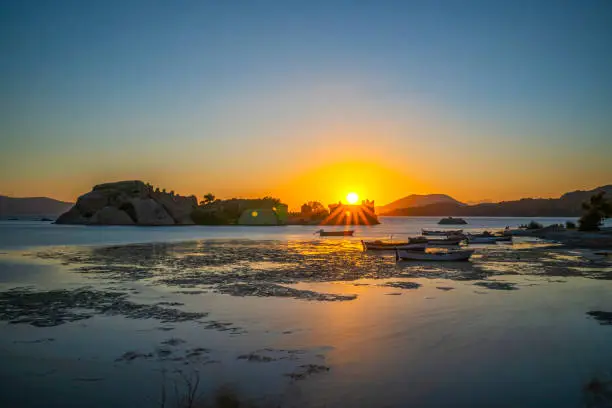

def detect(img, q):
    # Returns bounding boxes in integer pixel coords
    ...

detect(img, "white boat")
[396,248,474,261]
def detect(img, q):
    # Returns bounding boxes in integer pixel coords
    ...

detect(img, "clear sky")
[1,0,611,208]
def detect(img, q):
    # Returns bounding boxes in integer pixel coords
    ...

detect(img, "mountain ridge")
[381,185,612,217]
[378,194,464,214]
[0,195,73,217]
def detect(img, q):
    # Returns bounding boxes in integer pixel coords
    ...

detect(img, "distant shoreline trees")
[579,192,612,231]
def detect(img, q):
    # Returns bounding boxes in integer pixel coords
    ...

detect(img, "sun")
[346,192,359,204]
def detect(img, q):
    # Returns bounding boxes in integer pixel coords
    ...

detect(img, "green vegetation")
[201,193,216,205]
[579,192,612,231]
[287,201,330,225]
[519,221,544,230]
[565,221,576,229]
[191,196,286,225]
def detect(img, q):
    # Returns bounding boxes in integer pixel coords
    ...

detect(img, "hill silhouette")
[381,185,612,217]
[0,195,73,217]
[378,194,464,214]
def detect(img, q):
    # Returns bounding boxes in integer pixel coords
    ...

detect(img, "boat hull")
[422,229,463,236]
[362,240,427,251]
[318,230,354,236]
[467,234,512,244]
[396,249,474,261]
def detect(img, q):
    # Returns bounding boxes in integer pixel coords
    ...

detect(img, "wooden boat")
[396,248,474,261]
[437,217,467,225]
[426,236,464,246]
[422,229,463,236]
[316,229,354,237]
[466,233,512,244]
[361,239,427,251]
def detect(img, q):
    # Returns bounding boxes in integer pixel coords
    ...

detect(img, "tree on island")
[301,201,327,216]
[201,193,216,205]
[578,192,612,231]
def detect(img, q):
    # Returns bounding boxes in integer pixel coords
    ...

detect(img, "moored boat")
[361,239,428,251]
[466,233,512,243]
[395,248,474,261]
[422,229,463,236]
[316,229,354,237]
[437,217,467,225]
[426,236,464,246]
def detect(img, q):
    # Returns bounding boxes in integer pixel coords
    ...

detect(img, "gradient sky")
[1,0,611,208]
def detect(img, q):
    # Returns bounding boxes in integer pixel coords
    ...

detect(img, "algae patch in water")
[587,311,612,325]
[381,281,422,290]
[215,282,357,301]
[0,287,207,327]
[473,281,518,291]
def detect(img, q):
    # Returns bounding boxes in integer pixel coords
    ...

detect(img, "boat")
[466,233,512,244]
[316,229,354,237]
[437,217,467,225]
[361,239,427,251]
[395,248,474,261]
[422,229,463,236]
[426,236,464,246]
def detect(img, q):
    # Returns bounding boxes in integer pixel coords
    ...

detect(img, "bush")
[565,221,576,229]
[579,192,612,231]
[519,221,544,230]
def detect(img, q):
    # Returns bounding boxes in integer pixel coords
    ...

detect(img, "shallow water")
[0,219,612,407]
[2,216,605,249]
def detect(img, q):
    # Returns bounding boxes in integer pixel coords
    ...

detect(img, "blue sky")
[1,0,611,205]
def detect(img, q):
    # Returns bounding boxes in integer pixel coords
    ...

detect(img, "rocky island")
[56,181,197,225]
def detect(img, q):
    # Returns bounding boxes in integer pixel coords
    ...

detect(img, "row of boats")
[315,228,512,262]
[361,229,512,262]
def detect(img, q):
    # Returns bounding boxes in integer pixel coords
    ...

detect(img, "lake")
[0,217,611,407]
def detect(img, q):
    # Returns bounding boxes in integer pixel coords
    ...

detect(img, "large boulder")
[56,180,195,226]
[154,193,197,225]
[128,198,175,225]
[89,206,135,225]
[55,207,89,224]
[74,190,109,217]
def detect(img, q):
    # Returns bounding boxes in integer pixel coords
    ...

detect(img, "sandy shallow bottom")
[1,239,612,407]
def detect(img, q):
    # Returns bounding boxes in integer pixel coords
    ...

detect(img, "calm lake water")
[0,216,601,249]
[0,217,611,408]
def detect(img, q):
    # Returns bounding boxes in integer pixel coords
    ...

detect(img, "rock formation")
[56,181,197,226]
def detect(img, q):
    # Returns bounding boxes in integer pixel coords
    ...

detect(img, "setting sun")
[346,192,359,204]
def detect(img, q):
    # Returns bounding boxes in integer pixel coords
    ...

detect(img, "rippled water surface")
[1,219,612,407]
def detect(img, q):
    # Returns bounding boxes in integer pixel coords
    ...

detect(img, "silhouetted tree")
[579,192,612,231]
[201,193,216,205]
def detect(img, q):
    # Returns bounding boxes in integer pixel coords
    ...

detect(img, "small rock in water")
[436,287,455,291]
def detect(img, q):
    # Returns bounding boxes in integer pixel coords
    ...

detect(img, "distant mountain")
[378,194,464,214]
[381,185,612,217]
[0,195,73,218]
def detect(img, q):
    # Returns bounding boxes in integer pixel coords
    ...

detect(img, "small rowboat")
[466,233,512,244]
[316,229,354,237]
[396,248,474,262]
[361,240,427,251]
[422,229,463,236]
[426,237,464,246]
